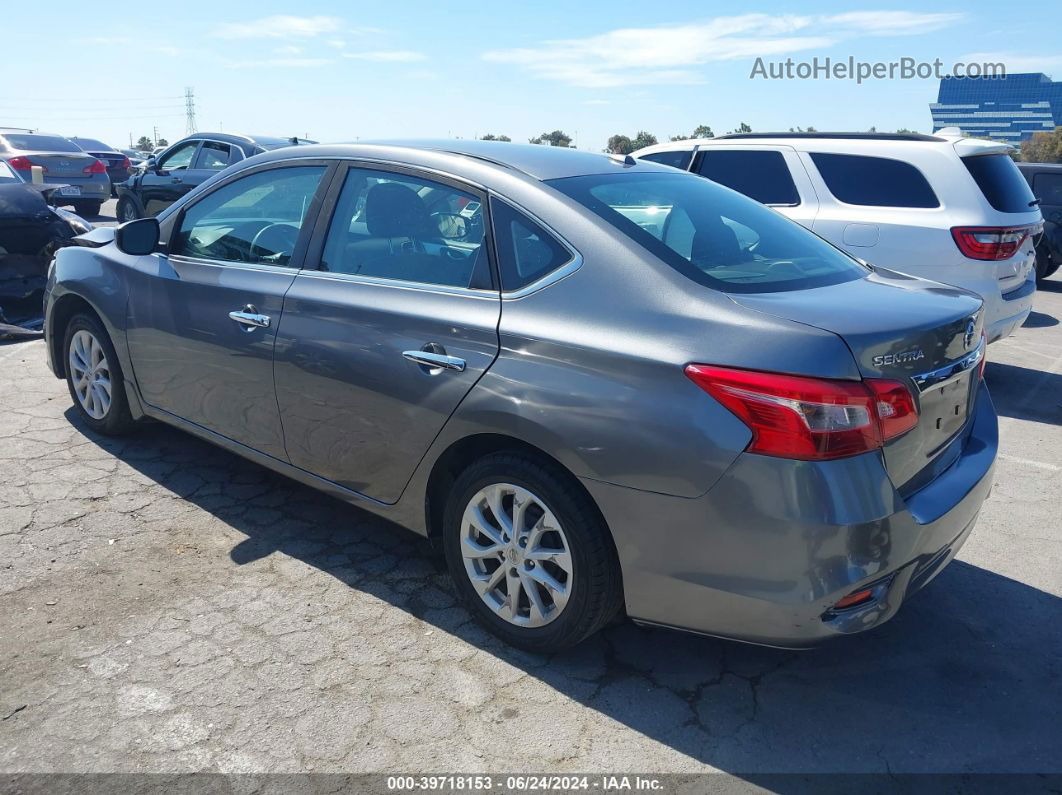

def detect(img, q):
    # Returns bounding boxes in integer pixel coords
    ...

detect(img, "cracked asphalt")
[1,274,1060,777]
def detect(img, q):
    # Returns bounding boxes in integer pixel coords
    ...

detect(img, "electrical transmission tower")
[184,87,198,135]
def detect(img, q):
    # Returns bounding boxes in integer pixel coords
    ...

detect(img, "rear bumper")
[584,380,997,648]
[986,274,1035,342]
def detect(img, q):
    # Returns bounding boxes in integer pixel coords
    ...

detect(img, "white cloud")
[957,52,1062,75]
[342,50,426,62]
[213,15,343,39]
[326,39,347,49]
[484,11,966,87]
[274,45,302,55]
[226,57,334,69]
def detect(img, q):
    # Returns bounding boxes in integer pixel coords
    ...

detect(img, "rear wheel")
[63,313,136,435]
[116,196,140,222]
[443,452,622,652]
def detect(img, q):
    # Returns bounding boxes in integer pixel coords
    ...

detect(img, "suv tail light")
[83,159,107,175]
[8,156,41,172]
[684,365,918,461]
[951,226,1032,260]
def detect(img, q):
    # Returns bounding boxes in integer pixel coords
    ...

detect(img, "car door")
[139,140,201,216]
[182,139,236,192]
[125,160,333,459]
[690,145,818,228]
[273,162,500,503]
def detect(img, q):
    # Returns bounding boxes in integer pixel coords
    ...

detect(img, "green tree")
[630,130,658,150]
[728,122,752,134]
[692,124,713,138]
[895,127,916,134]
[529,130,572,147]
[157,138,169,147]
[1020,128,1062,163]
[607,134,633,154]
[136,136,153,152]
[480,133,511,142]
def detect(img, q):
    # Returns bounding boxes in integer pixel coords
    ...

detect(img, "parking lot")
[1,258,1060,777]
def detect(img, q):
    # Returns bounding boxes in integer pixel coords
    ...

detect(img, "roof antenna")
[608,153,637,166]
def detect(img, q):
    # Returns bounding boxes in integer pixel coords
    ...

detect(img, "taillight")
[83,159,107,175]
[119,156,131,169]
[951,226,1032,261]
[684,365,918,461]
[8,155,40,172]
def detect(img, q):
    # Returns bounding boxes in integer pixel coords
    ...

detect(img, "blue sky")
[4,0,1061,150]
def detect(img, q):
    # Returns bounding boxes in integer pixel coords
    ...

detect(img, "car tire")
[1036,251,1060,282]
[116,196,140,222]
[74,201,103,218]
[442,452,623,652]
[63,313,136,436]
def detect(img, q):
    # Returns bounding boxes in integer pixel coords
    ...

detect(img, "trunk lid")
[22,152,97,179]
[729,269,984,488]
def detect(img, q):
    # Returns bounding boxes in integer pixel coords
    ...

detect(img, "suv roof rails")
[716,132,947,142]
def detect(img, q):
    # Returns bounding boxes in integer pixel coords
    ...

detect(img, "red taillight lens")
[83,159,107,175]
[951,226,1031,261]
[119,156,131,169]
[684,365,918,461]
[8,155,38,171]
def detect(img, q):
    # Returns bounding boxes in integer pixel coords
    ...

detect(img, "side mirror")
[115,217,160,255]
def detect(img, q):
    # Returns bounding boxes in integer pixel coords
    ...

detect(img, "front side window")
[548,172,868,293]
[158,142,199,172]
[320,167,488,288]
[172,166,326,266]
[696,150,800,206]
[195,141,232,170]
[490,199,573,291]
[638,150,694,170]
[1034,172,1062,206]
[810,153,939,208]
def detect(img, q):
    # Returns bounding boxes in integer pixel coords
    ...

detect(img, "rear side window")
[1033,173,1062,206]
[490,199,573,291]
[696,150,799,206]
[638,150,693,170]
[195,141,232,170]
[963,154,1038,213]
[811,153,939,208]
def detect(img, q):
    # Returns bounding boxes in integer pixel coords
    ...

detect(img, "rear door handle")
[229,305,271,330]
[402,350,465,372]
[171,177,182,184]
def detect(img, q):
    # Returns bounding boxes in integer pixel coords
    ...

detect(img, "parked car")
[120,149,148,168]
[634,131,1042,343]
[1017,161,1062,282]
[69,137,131,195]
[45,141,994,652]
[0,131,110,217]
[115,133,315,221]
[0,160,92,329]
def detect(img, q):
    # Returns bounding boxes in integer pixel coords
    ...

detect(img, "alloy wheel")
[68,329,112,420]
[459,483,573,627]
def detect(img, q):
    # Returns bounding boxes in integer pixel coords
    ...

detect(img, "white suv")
[633,131,1042,342]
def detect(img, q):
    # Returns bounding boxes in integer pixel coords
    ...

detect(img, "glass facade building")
[929,72,1062,143]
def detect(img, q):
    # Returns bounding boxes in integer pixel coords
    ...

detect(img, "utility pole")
[184,87,197,135]
[153,125,159,146]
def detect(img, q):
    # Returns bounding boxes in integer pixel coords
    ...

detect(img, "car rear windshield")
[548,172,868,293]
[963,154,1038,213]
[1,134,83,153]
[71,138,114,151]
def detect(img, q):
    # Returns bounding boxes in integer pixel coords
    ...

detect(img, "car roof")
[249,139,670,181]
[1017,161,1062,172]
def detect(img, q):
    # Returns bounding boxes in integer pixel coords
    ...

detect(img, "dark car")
[0,160,91,332]
[45,141,994,652]
[115,132,314,221]
[69,137,131,196]
[1017,161,1062,281]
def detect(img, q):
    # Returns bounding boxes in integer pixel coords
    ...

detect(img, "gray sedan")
[42,141,995,652]
[0,131,110,216]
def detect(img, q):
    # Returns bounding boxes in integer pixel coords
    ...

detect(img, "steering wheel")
[249,223,299,263]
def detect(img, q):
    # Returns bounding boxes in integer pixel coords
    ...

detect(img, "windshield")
[0,161,19,183]
[548,172,869,293]
[2,134,83,153]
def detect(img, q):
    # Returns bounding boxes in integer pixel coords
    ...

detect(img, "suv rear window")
[548,172,868,294]
[638,150,693,170]
[696,150,799,205]
[810,153,939,208]
[964,154,1038,213]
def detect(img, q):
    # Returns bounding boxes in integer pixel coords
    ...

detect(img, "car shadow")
[1022,310,1058,329]
[1037,277,1062,294]
[70,408,1061,776]
[984,361,1062,426]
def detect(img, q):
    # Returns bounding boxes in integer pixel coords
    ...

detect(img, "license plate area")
[921,370,973,452]
[59,185,81,196]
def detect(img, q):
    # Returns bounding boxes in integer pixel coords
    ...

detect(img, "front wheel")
[116,196,141,222]
[63,313,136,435]
[443,452,623,652]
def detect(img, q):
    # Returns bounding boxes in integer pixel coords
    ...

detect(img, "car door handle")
[402,350,465,372]
[171,177,182,183]
[229,306,271,330]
